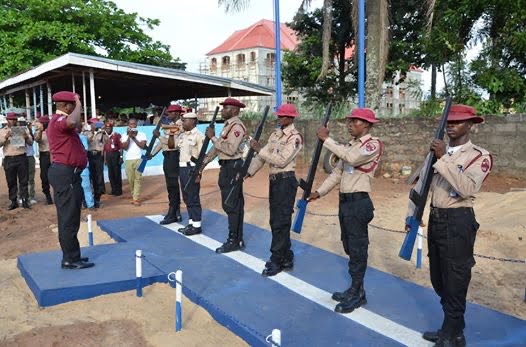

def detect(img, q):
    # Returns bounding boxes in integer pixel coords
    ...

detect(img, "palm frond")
[218,0,251,13]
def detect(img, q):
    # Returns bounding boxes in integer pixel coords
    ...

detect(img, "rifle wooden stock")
[399,96,453,260]
[184,106,220,192]
[137,107,167,173]
[225,105,270,207]
[292,103,332,234]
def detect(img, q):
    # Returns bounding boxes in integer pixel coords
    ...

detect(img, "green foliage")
[282,1,356,104]
[0,0,185,79]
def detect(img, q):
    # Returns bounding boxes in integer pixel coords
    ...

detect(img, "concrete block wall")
[243,114,526,178]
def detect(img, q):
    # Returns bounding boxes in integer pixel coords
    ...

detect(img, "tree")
[0,0,185,79]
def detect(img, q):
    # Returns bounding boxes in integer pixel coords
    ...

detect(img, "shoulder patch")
[481,158,491,173]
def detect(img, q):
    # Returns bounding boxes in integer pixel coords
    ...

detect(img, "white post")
[71,72,76,93]
[32,88,38,118]
[266,329,281,346]
[82,71,87,125]
[46,82,52,116]
[416,227,423,269]
[136,250,143,297]
[9,94,14,108]
[87,214,94,246]
[89,69,96,119]
[39,85,44,116]
[25,89,31,119]
[176,270,183,331]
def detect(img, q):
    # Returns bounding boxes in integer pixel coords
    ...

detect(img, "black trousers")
[39,152,51,195]
[179,166,202,222]
[163,151,180,209]
[218,159,244,242]
[268,172,297,263]
[3,154,29,201]
[428,207,478,338]
[106,151,122,195]
[48,164,83,263]
[338,193,374,288]
[88,151,105,200]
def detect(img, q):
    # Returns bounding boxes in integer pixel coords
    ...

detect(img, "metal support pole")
[82,72,87,125]
[358,0,365,107]
[89,69,96,120]
[273,0,282,109]
[32,87,38,118]
[25,89,31,119]
[9,95,14,108]
[71,72,76,93]
[39,85,44,116]
[46,82,52,115]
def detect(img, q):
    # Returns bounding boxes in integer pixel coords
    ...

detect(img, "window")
[236,53,246,65]
[222,56,230,66]
[250,51,256,62]
[210,58,217,71]
[266,53,275,65]
[286,96,298,103]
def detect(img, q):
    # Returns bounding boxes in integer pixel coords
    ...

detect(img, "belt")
[339,192,369,202]
[218,158,242,166]
[51,163,83,174]
[269,171,296,181]
[163,150,180,156]
[430,206,474,219]
[89,150,102,155]
[179,162,196,167]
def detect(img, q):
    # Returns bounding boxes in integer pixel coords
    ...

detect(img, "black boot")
[331,287,353,302]
[433,334,466,347]
[262,261,282,277]
[216,239,244,254]
[177,224,192,233]
[335,285,367,313]
[175,209,182,222]
[7,200,18,210]
[160,206,177,225]
[45,193,53,205]
[183,226,202,236]
[21,199,31,209]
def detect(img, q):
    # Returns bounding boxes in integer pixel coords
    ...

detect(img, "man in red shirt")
[103,121,123,196]
[47,91,94,270]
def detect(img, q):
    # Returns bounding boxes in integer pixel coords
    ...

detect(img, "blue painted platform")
[17,210,526,346]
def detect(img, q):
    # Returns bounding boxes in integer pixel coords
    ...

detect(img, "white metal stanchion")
[136,250,142,297]
[87,214,94,246]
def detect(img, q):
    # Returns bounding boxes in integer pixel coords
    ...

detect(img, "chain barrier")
[196,188,525,264]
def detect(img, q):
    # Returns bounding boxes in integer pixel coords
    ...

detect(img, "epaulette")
[472,145,490,156]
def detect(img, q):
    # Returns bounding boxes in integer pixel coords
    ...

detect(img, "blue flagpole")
[358,0,365,107]
[274,0,282,109]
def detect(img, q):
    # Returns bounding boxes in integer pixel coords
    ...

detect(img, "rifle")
[291,103,332,234]
[224,105,270,207]
[399,96,453,260]
[183,106,220,191]
[137,107,167,174]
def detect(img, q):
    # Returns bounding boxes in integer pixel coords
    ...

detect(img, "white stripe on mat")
[146,215,431,347]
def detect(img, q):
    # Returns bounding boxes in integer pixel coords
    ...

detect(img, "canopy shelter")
[0,52,274,119]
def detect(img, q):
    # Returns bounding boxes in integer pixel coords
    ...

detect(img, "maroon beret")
[274,103,299,118]
[448,104,483,123]
[88,117,100,124]
[6,112,18,120]
[347,108,379,123]
[167,104,183,112]
[52,91,77,103]
[39,116,50,123]
[220,97,245,108]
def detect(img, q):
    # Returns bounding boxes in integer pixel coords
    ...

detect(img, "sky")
[111,0,448,95]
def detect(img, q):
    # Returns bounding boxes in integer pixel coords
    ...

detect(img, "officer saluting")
[84,117,108,208]
[308,108,382,313]
[200,97,247,253]
[0,112,33,209]
[34,115,53,204]
[409,105,491,347]
[247,104,303,276]
[47,91,93,270]
[152,104,184,224]
[177,112,205,236]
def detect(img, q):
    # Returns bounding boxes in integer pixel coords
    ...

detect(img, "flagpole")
[358,0,365,107]
[273,0,282,109]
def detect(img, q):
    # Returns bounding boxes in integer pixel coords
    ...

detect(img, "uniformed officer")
[34,115,53,204]
[84,117,108,208]
[408,105,491,347]
[151,104,184,224]
[103,121,123,196]
[0,112,33,209]
[47,91,93,269]
[247,104,303,276]
[308,108,382,313]
[177,112,205,236]
[200,97,247,253]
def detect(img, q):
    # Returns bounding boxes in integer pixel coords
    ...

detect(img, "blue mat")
[17,210,526,346]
